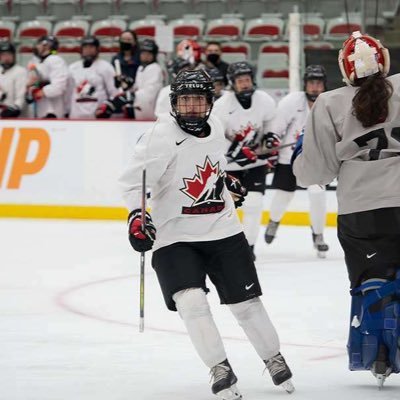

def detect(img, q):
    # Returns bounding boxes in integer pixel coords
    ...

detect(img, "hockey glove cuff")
[225,174,247,208]
[128,209,156,252]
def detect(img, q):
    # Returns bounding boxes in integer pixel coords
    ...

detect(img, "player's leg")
[205,233,294,393]
[265,164,296,244]
[307,184,329,258]
[338,208,400,387]
[152,243,241,399]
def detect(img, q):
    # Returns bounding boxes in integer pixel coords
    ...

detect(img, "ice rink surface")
[1,218,400,400]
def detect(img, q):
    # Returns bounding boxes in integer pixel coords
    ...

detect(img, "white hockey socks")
[242,191,264,246]
[269,190,295,223]
[307,185,327,235]
[173,288,227,368]
[229,297,280,361]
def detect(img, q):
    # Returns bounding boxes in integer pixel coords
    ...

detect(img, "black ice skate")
[312,233,329,258]
[264,220,280,244]
[210,359,242,400]
[264,353,295,394]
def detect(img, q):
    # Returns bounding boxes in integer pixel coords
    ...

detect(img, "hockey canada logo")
[232,122,260,147]
[180,156,225,214]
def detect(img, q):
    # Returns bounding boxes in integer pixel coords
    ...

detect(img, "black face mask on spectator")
[82,55,96,68]
[0,61,14,70]
[207,54,220,64]
[120,41,133,52]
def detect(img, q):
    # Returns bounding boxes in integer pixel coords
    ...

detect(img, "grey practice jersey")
[293,73,400,215]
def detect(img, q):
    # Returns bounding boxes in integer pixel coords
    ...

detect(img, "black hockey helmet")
[140,39,159,56]
[36,35,59,51]
[167,57,192,79]
[303,64,327,102]
[0,41,16,54]
[227,61,254,86]
[170,69,215,136]
[205,67,225,84]
[81,35,100,49]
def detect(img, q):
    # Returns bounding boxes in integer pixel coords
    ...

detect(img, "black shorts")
[152,232,262,311]
[272,163,297,192]
[228,165,267,194]
[337,207,400,288]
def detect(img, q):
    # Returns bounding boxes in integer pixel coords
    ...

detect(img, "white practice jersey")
[293,73,400,215]
[119,114,243,251]
[29,54,69,118]
[212,90,276,171]
[154,84,171,118]
[0,64,27,111]
[68,58,119,119]
[134,62,163,120]
[269,91,310,165]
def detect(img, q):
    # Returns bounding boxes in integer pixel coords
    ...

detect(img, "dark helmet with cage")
[0,41,16,70]
[205,67,225,84]
[303,64,327,102]
[34,35,59,60]
[170,69,215,136]
[227,61,255,103]
[167,57,192,80]
[80,36,100,67]
[140,39,159,56]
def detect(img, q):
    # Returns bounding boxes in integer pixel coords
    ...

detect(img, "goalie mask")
[227,61,255,104]
[338,31,390,86]
[170,69,215,136]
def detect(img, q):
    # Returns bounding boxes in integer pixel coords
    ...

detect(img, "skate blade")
[280,379,295,394]
[216,384,242,400]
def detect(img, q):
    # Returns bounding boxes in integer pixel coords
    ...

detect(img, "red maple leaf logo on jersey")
[232,122,260,147]
[180,156,225,214]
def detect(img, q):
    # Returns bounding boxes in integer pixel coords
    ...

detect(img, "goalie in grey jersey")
[120,69,294,399]
[293,31,400,388]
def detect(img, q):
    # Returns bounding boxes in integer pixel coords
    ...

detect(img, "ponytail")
[352,73,393,128]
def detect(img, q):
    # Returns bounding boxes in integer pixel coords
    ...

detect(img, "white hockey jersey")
[269,91,310,165]
[154,84,171,118]
[28,54,69,118]
[0,64,27,112]
[134,62,163,120]
[119,114,243,251]
[212,90,276,171]
[68,58,119,119]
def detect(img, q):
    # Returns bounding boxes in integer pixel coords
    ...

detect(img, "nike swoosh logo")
[254,182,262,186]
[367,252,377,259]
[245,283,255,290]
[176,138,188,146]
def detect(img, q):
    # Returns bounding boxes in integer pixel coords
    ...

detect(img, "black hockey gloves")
[225,174,247,208]
[259,132,281,169]
[128,209,156,252]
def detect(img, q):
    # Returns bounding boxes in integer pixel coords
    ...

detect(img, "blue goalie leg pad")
[347,274,400,373]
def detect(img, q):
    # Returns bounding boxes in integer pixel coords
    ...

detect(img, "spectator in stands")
[111,30,140,84]
[96,39,163,120]
[204,42,229,85]
[26,36,69,118]
[68,36,119,119]
[0,42,27,118]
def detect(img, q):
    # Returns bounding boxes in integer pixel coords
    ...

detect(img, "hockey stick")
[254,141,297,155]
[139,168,146,333]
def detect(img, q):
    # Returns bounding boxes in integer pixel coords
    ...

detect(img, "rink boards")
[0,119,338,225]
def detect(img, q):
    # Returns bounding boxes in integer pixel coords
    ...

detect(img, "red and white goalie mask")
[176,39,202,65]
[338,31,390,86]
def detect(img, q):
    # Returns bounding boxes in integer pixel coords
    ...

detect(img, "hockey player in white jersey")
[264,65,329,258]
[0,42,27,118]
[292,31,400,388]
[96,39,163,120]
[68,36,119,119]
[120,69,294,399]
[26,36,69,118]
[212,61,280,260]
